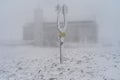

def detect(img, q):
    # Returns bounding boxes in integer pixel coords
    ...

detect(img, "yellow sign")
[59,31,66,37]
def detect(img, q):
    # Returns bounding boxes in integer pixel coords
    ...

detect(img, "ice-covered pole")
[56,4,68,64]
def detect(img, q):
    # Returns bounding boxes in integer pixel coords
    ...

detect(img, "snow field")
[0,46,120,80]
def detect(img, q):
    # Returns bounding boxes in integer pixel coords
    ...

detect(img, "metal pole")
[56,4,68,64]
[60,37,62,64]
[60,36,64,64]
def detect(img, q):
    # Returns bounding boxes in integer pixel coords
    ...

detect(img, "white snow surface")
[0,45,120,80]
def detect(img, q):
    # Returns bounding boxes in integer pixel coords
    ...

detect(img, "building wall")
[43,21,97,47]
[23,24,34,41]
[33,8,44,46]
[23,21,97,47]
[43,23,58,46]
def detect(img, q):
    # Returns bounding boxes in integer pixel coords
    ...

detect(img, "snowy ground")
[0,45,120,80]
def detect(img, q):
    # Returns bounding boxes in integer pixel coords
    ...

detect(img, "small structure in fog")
[23,8,98,47]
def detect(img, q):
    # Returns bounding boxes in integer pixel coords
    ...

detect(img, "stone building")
[43,21,97,47]
[23,9,98,47]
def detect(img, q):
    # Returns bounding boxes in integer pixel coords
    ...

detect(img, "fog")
[0,1,120,79]
[0,0,120,44]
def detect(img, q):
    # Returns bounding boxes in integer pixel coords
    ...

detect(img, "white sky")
[0,0,120,43]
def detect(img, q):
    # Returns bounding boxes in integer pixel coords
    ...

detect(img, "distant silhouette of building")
[23,8,98,47]
[23,23,34,41]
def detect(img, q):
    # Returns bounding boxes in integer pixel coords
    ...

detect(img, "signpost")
[56,4,68,64]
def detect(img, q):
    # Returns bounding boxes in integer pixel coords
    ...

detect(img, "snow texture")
[0,46,120,80]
